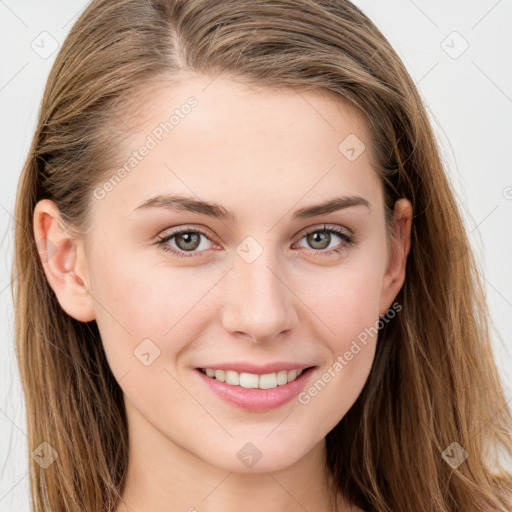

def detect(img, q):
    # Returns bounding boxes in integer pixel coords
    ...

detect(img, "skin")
[33,73,412,512]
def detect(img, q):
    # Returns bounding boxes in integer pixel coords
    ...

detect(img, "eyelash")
[155,224,355,259]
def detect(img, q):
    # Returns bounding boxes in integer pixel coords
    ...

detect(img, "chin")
[199,439,313,474]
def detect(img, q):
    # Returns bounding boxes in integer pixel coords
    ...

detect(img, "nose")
[221,248,299,344]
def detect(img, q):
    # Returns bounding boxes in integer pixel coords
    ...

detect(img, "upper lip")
[197,362,315,374]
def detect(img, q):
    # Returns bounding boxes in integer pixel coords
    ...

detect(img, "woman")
[13,0,512,511]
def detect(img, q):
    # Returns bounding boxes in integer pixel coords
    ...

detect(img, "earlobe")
[33,199,96,322]
[379,198,413,316]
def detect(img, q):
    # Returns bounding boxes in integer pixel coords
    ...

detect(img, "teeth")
[276,370,288,385]
[240,372,259,388]
[201,367,306,389]
[214,369,225,382]
[259,373,277,389]
[225,370,240,386]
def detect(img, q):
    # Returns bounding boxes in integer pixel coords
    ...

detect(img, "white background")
[1,1,511,509]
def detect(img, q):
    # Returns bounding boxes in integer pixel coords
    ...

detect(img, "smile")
[195,366,317,412]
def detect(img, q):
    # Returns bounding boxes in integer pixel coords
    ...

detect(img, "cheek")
[87,246,219,377]
[292,252,385,427]
[299,251,386,347]
[321,272,380,333]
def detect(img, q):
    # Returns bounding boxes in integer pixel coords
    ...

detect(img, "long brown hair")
[12,1,512,510]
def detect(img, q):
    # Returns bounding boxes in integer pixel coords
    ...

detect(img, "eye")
[156,227,217,258]
[293,224,355,256]
[155,224,355,259]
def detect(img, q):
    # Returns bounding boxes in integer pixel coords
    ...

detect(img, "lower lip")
[195,367,316,412]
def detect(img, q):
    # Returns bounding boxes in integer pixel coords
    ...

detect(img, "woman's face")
[38,74,411,474]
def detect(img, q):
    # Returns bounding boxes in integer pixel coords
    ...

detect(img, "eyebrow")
[132,194,371,222]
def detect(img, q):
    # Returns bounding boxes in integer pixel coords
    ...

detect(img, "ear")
[33,199,96,322]
[378,198,413,316]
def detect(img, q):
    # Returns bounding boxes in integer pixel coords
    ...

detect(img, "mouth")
[194,365,317,412]
[197,366,315,389]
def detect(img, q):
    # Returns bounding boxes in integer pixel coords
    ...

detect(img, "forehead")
[92,73,382,224]
[119,72,373,159]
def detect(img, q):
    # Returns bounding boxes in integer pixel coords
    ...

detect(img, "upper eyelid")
[158,225,218,244]
[295,224,352,238]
